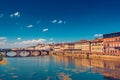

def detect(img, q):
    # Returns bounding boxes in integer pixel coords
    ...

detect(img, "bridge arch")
[6,51,18,57]
[41,50,49,55]
[31,51,41,56]
[19,51,31,57]
[0,49,50,57]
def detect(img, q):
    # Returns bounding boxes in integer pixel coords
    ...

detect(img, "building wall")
[91,42,103,53]
[103,36,120,54]
[63,44,69,50]
[25,46,35,50]
[54,44,63,52]
[74,40,91,53]
[81,42,91,53]
[91,39,103,53]
[74,43,82,49]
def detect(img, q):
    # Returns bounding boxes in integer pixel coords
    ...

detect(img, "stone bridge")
[0,49,49,57]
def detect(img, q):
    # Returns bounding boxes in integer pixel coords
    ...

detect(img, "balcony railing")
[115,47,120,49]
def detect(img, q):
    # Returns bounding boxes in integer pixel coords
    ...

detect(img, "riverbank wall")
[50,51,120,60]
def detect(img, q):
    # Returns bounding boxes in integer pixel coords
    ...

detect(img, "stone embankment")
[50,51,120,60]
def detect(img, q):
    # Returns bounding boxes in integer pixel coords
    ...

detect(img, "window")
[113,44,115,47]
[104,40,106,42]
[111,51,113,53]
[107,44,109,47]
[110,44,112,47]
[116,44,118,47]
[112,39,114,41]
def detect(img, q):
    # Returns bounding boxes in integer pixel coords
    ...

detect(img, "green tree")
[0,52,3,61]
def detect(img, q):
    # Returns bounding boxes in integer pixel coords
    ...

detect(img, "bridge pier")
[15,51,21,57]
[26,51,32,57]
[4,51,7,57]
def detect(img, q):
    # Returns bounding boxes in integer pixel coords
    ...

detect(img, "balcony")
[114,47,120,49]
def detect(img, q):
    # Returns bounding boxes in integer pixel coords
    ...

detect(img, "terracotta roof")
[91,38,103,43]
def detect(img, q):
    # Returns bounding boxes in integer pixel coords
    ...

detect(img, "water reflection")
[0,59,7,65]
[53,56,120,80]
[0,56,120,80]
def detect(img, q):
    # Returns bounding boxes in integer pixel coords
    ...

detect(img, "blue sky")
[0,0,120,48]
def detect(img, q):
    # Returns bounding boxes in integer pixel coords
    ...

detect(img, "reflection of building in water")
[92,67,120,80]
[73,58,120,80]
[91,59,104,68]
[74,58,120,70]
[53,56,72,67]
[74,59,90,68]
[53,56,120,79]
[63,57,70,66]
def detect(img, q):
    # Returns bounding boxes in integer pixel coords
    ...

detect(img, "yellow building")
[62,43,74,53]
[63,43,70,50]
[74,40,91,53]
[91,38,103,54]
[54,43,63,52]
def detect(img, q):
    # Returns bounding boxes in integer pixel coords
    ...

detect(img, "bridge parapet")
[0,49,50,57]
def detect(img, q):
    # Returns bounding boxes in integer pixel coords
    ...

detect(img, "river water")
[0,55,120,80]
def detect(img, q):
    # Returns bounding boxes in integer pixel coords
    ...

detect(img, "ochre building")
[103,32,120,55]
[91,38,103,54]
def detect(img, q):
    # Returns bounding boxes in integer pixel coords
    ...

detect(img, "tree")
[0,52,3,61]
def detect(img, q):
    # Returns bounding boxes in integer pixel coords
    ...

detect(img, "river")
[0,55,120,80]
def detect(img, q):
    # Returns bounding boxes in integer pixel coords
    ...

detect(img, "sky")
[0,0,120,48]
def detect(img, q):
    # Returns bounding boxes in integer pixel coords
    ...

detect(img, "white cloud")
[47,38,54,44]
[94,34,103,37]
[10,11,20,18]
[10,14,13,17]
[58,20,63,24]
[0,42,6,45]
[51,19,66,24]
[26,25,33,28]
[0,14,3,18]
[63,21,66,24]
[43,28,48,32]
[49,38,54,41]
[17,37,22,40]
[0,37,7,40]
[0,37,7,48]
[14,12,19,16]
[0,38,47,48]
[14,38,46,47]
[0,37,7,41]
[51,19,57,23]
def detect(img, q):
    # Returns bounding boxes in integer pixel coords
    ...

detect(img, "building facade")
[62,43,74,53]
[91,38,103,54]
[103,32,120,55]
[74,40,91,53]
[54,43,63,52]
